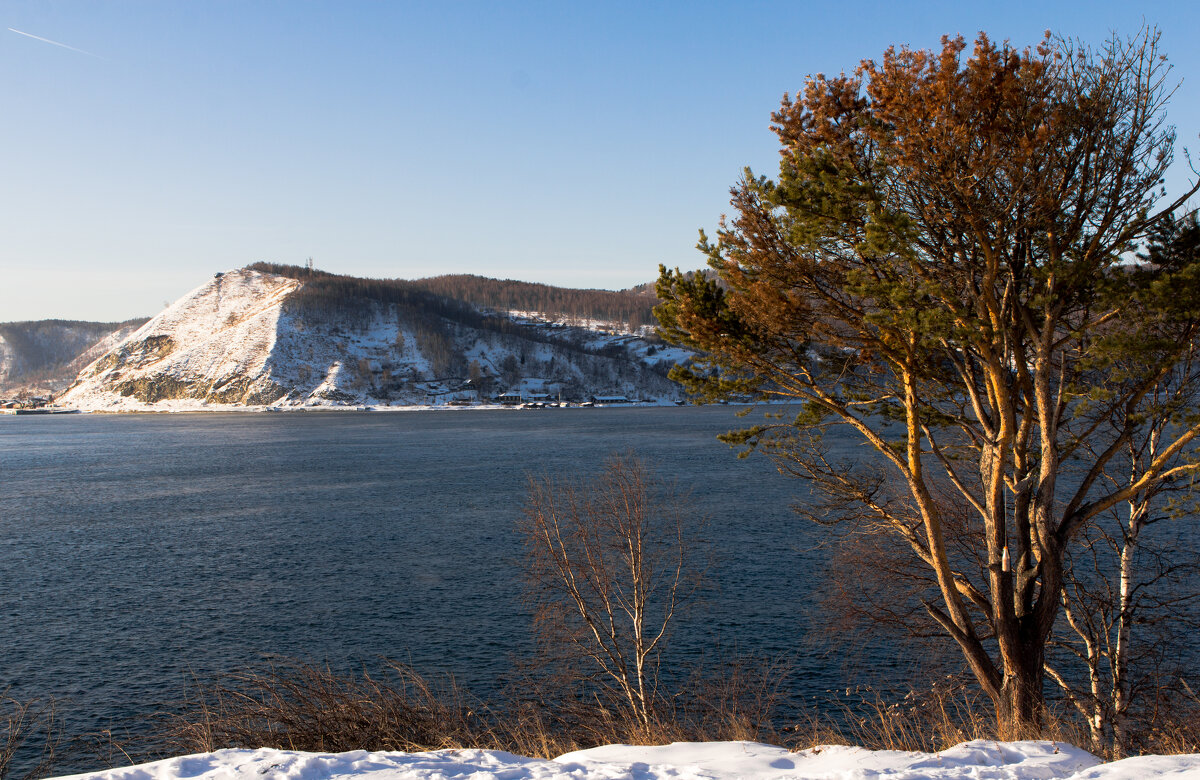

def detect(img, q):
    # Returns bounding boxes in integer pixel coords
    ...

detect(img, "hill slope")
[60,267,689,410]
[0,318,148,396]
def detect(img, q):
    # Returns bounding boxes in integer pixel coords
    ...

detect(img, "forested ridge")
[411,274,658,329]
[0,318,149,392]
[248,263,484,325]
[248,264,658,331]
[0,319,145,365]
[248,263,595,346]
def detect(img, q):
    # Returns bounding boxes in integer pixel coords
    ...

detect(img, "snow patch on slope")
[61,269,300,410]
[67,321,146,377]
[0,332,14,383]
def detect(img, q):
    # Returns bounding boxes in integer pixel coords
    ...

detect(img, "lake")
[2,405,906,770]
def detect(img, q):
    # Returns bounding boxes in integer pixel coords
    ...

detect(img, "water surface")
[3,406,881,769]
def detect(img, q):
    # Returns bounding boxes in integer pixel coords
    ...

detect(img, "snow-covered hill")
[52,740,1200,780]
[60,268,691,411]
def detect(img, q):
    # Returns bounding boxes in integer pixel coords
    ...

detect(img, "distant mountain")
[60,266,692,410]
[0,318,148,396]
[622,280,659,297]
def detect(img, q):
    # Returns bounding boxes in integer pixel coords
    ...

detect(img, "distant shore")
[12,399,722,415]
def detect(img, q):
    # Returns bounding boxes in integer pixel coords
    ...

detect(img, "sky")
[2,1,1198,322]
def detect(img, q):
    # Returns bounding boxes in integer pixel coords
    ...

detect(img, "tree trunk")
[1111,503,1143,755]
[996,645,1046,739]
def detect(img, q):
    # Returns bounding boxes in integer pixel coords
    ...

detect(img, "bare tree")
[518,453,703,730]
[1045,215,1200,753]
[1051,491,1200,755]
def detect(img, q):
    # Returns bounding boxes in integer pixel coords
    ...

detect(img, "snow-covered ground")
[61,269,301,410]
[51,741,1200,780]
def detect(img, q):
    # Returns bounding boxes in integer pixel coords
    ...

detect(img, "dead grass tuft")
[155,659,487,755]
[0,691,60,780]
[151,655,787,761]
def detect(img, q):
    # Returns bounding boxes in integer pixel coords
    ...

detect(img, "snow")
[48,741,1200,780]
[61,269,300,411]
[0,332,13,380]
[57,268,690,411]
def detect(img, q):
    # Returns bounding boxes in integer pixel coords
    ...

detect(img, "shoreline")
[8,400,724,415]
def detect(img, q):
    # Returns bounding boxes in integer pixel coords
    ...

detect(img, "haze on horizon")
[2,1,1197,322]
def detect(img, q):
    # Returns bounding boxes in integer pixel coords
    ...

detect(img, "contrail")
[8,27,103,58]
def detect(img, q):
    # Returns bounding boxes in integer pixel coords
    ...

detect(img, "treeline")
[252,263,546,343]
[409,274,658,330]
[250,264,659,331]
[249,263,481,325]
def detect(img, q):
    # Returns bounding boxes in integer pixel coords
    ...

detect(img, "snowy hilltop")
[52,740,1200,780]
[59,266,692,411]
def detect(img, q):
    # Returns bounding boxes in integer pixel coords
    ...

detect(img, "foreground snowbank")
[51,740,1200,780]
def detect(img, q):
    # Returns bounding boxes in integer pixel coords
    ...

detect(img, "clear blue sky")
[2,1,1197,321]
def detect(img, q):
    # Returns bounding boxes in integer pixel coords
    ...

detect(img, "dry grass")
[155,659,488,756]
[153,659,1200,762]
[0,691,60,780]
[62,661,1200,771]
[1137,721,1200,757]
[1125,687,1200,757]
[150,656,787,761]
[777,680,1200,760]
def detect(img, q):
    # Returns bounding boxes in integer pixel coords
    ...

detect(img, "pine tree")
[656,30,1200,736]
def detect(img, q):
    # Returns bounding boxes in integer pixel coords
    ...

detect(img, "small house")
[591,395,632,405]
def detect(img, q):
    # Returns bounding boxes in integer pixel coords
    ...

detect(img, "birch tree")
[1048,211,1200,753]
[519,453,701,730]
